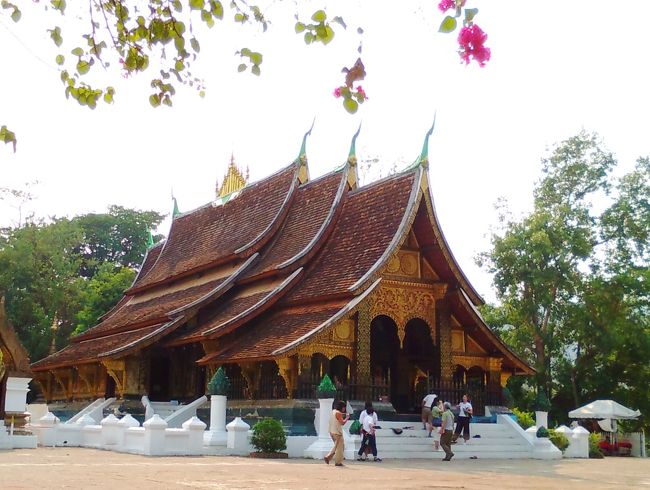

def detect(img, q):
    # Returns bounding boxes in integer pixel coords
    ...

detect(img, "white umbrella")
[569,400,641,420]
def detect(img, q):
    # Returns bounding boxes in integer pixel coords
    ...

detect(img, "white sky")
[1,1,649,303]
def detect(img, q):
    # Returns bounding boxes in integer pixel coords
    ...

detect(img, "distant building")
[32,147,533,415]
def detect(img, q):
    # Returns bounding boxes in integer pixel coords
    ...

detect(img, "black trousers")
[358,432,378,457]
[453,416,471,440]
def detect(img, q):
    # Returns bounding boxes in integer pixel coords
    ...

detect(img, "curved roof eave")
[421,173,485,305]
[275,166,349,271]
[348,166,423,295]
[203,267,304,339]
[273,277,382,356]
[457,288,536,375]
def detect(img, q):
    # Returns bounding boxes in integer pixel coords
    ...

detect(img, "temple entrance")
[149,356,170,401]
[104,373,116,399]
[370,315,400,408]
[371,315,437,413]
[329,355,350,388]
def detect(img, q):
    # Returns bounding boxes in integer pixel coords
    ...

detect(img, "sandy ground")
[0,448,649,489]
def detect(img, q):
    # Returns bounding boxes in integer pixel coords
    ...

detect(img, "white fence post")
[143,414,168,456]
[183,416,207,455]
[226,417,250,456]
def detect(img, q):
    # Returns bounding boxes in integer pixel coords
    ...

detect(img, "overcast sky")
[1,1,649,302]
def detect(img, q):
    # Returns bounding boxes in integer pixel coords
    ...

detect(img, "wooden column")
[354,307,371,385]
[436,299,453,382]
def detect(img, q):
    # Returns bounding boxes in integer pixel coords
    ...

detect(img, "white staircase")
[65,398,116,425]
[352,416,537,459]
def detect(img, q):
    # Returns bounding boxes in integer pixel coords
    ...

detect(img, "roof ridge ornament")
[418,114,436,169]
[298,118,315,163]
[172,195,180,218]
[347,122,362,166]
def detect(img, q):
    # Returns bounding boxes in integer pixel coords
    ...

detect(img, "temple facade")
[32,144,533,415]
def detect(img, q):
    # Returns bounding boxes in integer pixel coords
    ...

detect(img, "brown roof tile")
[286,170,418,303]
[199,303,345,363]
[246,170,344,276]
[133,163,298,290]
[31,323,166,371]
[72,277,226,341]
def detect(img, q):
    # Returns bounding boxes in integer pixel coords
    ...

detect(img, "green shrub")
[536,426,550,438]
[512,408,535,430]
[548,429,570,452]
[250,418,287,453]
[589,432,604,459]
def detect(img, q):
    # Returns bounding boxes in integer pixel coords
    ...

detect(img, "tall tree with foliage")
[0,206,164,360]
[479,131,616,395]
[480,133,649,431]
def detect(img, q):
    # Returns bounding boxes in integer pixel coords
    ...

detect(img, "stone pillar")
[183,416,207,455]
[143,414,168,456]
[226,417,250,456]
[100,414,121,446]
[304,397,335,459]
[204,394,227,446]
[355,306,371,385]
[117,414,140,448]
[33,412,59,447]
[535,411,548,429]
[570,426,590,458]
[436,300,453,381]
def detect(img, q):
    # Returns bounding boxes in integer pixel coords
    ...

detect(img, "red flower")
[357,85,366,98]
[333,87,342,98]
[458,24,491,67]
[438,0,454,12]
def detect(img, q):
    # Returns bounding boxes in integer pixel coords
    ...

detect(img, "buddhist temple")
[31,136,533,416]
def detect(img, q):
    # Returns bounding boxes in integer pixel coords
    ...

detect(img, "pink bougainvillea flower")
[333,87,342,98]
[438,0,455,12]
[356,85,366,98]
[458,24,491,67]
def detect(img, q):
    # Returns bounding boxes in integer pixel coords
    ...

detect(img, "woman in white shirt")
[452,394,473,443]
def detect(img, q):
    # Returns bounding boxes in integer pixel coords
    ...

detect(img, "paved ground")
[0,448,649,489]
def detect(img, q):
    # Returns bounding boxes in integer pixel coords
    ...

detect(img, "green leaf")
[237,63,247,72]
[211,0,223,19]
[175,59,184,71]
[439,15,457,33]
[10,6,20,22]
[311,10,326,23]
[49,26,63,47]
[249,52,262,65]
[464,8,478,23]
[149,94,161,107]
[76,60,91,75]
[322,26,335,45]
[294,22,305,33]
[199,90,205,98]
[172,0,182,12]
[251,65,260,76]
[51,0,66,14]
[55,54,65,65]
[343,97,358,114]
[189,0,205,10]
[234,12,244,22]
[0,125,17,152]
[71,47,84,57]
[304,32,314,44]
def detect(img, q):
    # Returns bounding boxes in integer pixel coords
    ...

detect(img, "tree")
[0,205,165,360]
[1,0,489,149]
[480,133,650,432]
[478,131,616,396]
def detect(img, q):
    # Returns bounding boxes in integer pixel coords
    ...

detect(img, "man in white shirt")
[452,394,473,443]
[421,393,437,436]
[357,407,381,462]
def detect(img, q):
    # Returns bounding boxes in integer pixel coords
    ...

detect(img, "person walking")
[421,392,437,436]
[357,406,381,462]
[357,401,376,461]
[440,401,455,461]
[452,394,473,443]
[431,399,443,451]
[324,400,349,467]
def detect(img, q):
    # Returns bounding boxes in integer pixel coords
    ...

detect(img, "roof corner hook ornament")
[298,117,316,164]
[347,121,362,166]
[418,113,437,169]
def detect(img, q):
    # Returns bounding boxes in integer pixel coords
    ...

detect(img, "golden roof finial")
[49,313,59,355]
[217,154,248,199]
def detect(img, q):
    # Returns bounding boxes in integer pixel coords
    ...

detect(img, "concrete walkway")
[0,448,648,489]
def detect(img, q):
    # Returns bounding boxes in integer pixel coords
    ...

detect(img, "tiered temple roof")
[32,153,533,376]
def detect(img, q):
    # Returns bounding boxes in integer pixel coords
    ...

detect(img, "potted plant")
[315,374,337,399]
[249,418,288,458]
[536,426,550,438]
